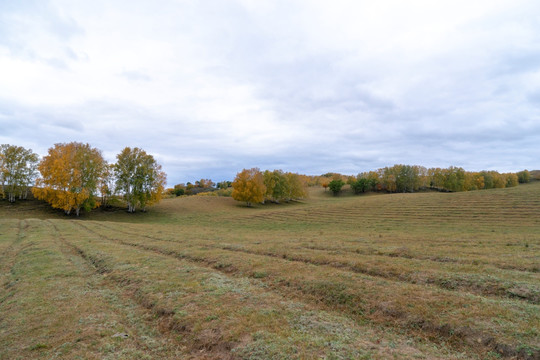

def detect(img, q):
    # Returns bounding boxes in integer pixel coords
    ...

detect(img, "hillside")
[0,183,539,359]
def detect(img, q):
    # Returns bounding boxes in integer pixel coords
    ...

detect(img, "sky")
[1,0,539,185]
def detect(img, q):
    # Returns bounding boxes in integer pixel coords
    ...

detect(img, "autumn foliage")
[232,168,266,207]
[33,142,106,216]
[335,165,526,195]
[29,143,166,216]
[231,168,308,206]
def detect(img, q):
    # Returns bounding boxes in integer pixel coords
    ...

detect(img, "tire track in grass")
[72,221,539,359]
[88,221,540,304]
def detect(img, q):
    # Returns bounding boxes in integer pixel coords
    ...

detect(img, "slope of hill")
[0,183,539,359]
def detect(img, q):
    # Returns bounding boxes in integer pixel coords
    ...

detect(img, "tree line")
[2,143,535,210]
[319,165,532,196]
[1,143,165,216]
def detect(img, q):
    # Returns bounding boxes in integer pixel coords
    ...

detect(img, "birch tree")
[0,144,39,202]
[33,142,106,216]
[232,168,266,207]
[114,147,166,213]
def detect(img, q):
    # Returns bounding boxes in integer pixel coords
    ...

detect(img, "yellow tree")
[285,172,308,200]
[33,142,106,216]
[505,173,519,187]
[232,168,266,207]
[114,147,166,213]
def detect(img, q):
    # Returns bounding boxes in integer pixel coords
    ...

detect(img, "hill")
[0,183,539,359]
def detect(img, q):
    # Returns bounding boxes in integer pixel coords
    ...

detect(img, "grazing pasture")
[0,183,539,359]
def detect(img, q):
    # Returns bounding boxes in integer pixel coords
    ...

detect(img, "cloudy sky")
[1,0,539,185]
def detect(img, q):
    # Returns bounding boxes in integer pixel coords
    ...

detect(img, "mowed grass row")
[49,219,468,360]
[0,219,187,360]
[91,220,539,304]
[70,220,539,359]
[229,184,540,234]
[214,186,540,273]
[0,219,25,307]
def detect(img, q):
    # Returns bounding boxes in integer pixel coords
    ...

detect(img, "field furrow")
[69,220,540,359]
[88,220,540,304]
[49,219,470,360]
[0,219,187,359]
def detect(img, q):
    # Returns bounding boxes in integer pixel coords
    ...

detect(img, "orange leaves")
[33,144,166,215]
[232,168,266,207]
[32,142,105,216]
[233,169,308,206]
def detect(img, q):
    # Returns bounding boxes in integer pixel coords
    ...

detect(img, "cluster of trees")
[1,142,166,216]
[323,165,531,196]
[0,144,40,202]
[170,178,220,196]
[3,142,536,211]
[231,168,308,206]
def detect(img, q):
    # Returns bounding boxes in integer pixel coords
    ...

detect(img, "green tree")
[284,172,308,201]
[517,170,531,183]
[395,165,418,192]
[232,168,266,207]
[328,179,345,196]
[216,181,231,189]
[99,164,116,207]
[350,178,369,194]
[0,144,39,202]
[443,166,466,192]
[114,147,167,213]
[263,170,289,203]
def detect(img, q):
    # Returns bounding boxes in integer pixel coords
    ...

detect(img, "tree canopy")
[232,168,266,207]
[33,142,106,216]
[114,147,166,213]
[328,179,345,196]
[0,144,39,202]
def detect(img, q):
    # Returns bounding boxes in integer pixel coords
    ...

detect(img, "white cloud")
[1,0,539,185]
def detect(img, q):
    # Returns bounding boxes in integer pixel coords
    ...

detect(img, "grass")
[0,182,539,359]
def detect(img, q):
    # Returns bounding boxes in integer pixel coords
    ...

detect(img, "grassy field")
[0,183,539,359]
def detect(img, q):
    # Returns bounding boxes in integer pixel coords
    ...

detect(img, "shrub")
[328,179,345,196]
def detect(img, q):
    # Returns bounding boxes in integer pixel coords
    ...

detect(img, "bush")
[328,179,345,196]
[517,170,531,184]
[350,178,370,194]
